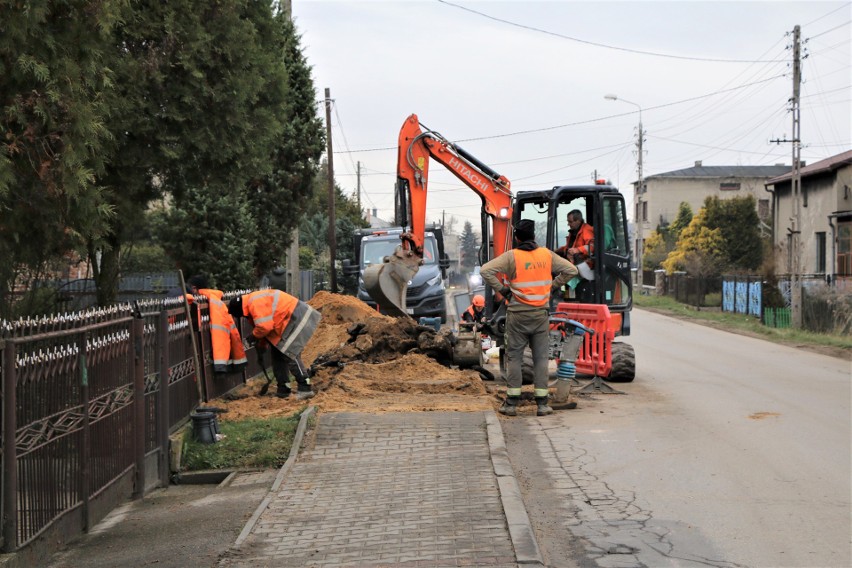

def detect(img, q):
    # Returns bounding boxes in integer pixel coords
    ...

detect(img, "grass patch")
[635,294,852,352]
[182,411,302,471]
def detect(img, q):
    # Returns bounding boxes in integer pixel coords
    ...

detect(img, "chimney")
[694,160,703,168]
[372,208,378,218]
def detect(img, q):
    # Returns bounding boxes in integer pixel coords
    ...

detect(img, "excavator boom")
[364,114,514,318]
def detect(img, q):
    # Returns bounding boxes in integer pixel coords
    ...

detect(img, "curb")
[232,405,316,548]
[485,410,545,566]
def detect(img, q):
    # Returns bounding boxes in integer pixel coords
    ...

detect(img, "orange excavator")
[365,114,635,383]
[363,114,514,315]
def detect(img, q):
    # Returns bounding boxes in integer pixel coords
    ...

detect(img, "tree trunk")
[92,235,121,307]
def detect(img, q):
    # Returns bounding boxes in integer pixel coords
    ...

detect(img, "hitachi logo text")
[449,156,489,192]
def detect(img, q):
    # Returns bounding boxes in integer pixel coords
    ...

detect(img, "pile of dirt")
[214,292,496,420]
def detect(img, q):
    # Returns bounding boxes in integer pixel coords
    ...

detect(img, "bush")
[803,286,852,335]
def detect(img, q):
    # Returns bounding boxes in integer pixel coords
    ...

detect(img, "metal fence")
[0,294,259,554]
[664,272,722,308]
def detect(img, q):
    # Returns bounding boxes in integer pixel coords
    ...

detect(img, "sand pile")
[214,292,494,420]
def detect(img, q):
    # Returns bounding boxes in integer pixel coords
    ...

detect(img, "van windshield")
[362,236,439,268]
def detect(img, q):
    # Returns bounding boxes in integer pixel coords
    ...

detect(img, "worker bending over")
[228,289,321,400]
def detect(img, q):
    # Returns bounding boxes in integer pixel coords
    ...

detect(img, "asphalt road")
[504,307,851,568]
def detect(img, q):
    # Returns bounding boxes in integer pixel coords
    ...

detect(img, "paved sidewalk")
[219,410,542,568]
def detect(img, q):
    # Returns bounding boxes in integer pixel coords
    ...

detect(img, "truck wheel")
[609,342,635,382]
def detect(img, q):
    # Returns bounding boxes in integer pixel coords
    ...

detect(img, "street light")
[605,93,644,288]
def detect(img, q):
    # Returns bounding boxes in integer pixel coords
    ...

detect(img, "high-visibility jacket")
[199,289,247,373]
[241,289,300,346]
[462,305,484,322]
[559,222,595,264]
[510,248,553,307]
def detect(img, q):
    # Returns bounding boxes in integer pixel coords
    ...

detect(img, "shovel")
[256,349,273,396]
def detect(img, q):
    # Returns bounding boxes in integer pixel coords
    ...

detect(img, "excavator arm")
[364,114,514,318]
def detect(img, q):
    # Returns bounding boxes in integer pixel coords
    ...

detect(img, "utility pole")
[790,25,803,328]
[356,161,361,212]
[636,112,644,289]
[604,93,644,288]
[325,87,338,292]
[770,26,803,328]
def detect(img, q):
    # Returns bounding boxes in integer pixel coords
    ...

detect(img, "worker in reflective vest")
[461,294,486,323]
[228,289,321,400]
[480,219,577,416]
[557,209,594,266]
[186,275,247,374]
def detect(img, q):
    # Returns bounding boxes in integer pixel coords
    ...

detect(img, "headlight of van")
[427,274,442,287]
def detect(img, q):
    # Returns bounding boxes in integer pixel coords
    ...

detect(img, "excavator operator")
[556,209,594,265]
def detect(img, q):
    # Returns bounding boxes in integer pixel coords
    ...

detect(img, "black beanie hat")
[514,219,536,242]
[228,296,243,319]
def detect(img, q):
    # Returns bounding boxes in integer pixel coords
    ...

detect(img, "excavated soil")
[213,291,498,420]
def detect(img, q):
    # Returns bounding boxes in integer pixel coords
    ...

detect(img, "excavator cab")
[513,184,632,330]
[514,184,636,381]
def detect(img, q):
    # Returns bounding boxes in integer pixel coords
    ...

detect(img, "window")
[641,201,648,222]
[758,199,769,220]
[720,182,741,191]
[816,232,826,273]
[838,220,851,276]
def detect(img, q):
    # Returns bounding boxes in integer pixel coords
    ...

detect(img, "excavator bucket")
[362,246,422,318]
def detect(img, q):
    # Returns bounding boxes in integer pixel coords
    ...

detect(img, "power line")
[804,2,851,26]
[436,0,787,63]
[333,74,788,156]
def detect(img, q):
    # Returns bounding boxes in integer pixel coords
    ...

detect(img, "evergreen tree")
[0,0,119,316]
[460,221,479,270]
[702,195,763,271]
[248,14,326,275]
[155,184,257,289]
[93,0,321,303]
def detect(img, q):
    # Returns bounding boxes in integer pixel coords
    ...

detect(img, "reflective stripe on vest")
[510,248,552,306]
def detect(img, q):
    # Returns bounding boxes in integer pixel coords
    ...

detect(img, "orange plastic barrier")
[553,302,614,378]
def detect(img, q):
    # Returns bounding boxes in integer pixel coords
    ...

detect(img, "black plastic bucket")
[191,412,217,444]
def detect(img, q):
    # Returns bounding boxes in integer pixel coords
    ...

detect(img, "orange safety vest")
[199,289,247,373]
[462,305,483,322]
[241,289,300,347]
[510,248,553,307]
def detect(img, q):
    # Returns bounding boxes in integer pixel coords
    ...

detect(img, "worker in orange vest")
[186,275,247,374]
[480,219,577,416]
[461,294,486,324]
[228,289,321,400]
[556,209,594,265]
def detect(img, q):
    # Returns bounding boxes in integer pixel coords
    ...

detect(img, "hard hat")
[472,294,485,307]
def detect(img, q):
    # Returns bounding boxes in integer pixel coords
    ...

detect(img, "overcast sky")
[291,0,851,228]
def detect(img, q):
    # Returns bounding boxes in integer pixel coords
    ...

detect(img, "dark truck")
[343,226,450,322]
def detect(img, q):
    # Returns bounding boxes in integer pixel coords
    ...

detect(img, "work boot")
[296,389,315,401]
[535,396,553,417]
[499,397,519,416]
[276,387,291,399]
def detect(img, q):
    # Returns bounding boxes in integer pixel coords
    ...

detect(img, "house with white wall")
[633,161,790,269]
